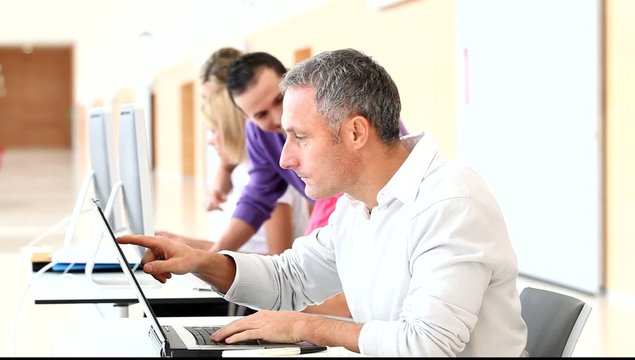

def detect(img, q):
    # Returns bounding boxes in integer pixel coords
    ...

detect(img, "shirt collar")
[342,132,439,211]
[378,132,438,205]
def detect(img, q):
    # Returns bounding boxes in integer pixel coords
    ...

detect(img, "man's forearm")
[192,251,237,294]
[211,217,257,252]
[296,314,362,353]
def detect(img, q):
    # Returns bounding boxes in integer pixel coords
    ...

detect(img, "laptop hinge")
[148,326,170,357]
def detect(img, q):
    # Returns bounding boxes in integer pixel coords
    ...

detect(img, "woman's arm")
[263,203,294,254]
[204,159,237,211]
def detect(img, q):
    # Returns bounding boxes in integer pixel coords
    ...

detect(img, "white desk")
[49,316,363,357]
[29,271,227,317]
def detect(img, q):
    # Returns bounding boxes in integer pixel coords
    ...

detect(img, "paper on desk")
[222,346,363,357]
[222,348,279,357]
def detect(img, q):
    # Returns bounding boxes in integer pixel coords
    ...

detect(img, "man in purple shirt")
[211,52,307,251]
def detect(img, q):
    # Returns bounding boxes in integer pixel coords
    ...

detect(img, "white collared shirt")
[221,132,527,356]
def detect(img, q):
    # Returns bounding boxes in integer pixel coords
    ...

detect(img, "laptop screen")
[90,198,169,356]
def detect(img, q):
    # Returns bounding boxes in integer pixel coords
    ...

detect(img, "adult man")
[119,48,527,356]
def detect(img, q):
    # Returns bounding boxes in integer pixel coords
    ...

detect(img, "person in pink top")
[304,193,343,235]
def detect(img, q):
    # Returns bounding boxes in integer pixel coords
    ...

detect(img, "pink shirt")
[304,193,343,235]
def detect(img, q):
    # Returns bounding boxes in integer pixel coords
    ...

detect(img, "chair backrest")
[520,286,592,357]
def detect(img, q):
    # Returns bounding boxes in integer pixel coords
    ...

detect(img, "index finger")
[117,234,161,248]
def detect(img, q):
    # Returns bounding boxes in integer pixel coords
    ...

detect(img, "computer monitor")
[119,103,155,242]
[88,107,122,229]
[54,106,127,271]
[82,104,155,284]
[60,107,121,249]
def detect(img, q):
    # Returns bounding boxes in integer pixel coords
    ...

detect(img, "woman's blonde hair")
[200,47,247,164]
[206,78,246,164]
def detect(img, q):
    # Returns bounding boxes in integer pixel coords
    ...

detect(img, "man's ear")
[346,115,370,150]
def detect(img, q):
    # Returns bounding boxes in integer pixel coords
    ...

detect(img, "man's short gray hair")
[280,48,401,144]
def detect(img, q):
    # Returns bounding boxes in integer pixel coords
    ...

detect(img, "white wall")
[456,0,602,293]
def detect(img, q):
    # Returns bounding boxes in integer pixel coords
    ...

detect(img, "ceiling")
[0,0,327,44]
[0,0,328,100]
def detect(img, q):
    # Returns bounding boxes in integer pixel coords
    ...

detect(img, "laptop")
[89,198,318,357]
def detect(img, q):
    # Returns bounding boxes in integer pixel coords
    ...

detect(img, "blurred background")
[1,0,634,356]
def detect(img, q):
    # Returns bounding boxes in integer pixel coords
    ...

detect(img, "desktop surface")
[28,271,229,317]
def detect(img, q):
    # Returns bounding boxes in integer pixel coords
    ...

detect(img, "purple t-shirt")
[233,120,409,231]
[233,121,310,231]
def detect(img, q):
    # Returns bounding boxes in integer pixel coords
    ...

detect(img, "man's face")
[232,68,284,133]
[279,86,356,200]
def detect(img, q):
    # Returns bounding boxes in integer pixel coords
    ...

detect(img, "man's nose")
[279,141,294,169]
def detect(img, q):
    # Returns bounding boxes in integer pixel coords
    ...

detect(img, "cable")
[25,215,71,248]
[63,171,95,247]
[24,208,92,248]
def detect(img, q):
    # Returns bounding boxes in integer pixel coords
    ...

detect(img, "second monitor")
[83,103,156,283]
[118,103,155,242]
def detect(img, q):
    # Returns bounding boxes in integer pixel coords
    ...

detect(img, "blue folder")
[51,262,138,273]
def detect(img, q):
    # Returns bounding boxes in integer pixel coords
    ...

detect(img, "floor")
[0,148,633,357]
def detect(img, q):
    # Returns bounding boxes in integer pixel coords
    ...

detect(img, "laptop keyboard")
[184,326,260,346]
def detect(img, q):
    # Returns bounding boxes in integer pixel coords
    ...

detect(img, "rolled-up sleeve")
[220,227,342,311]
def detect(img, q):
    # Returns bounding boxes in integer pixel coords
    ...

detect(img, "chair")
[519,286,592,357]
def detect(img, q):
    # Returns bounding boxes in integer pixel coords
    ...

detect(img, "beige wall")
[152,61,207,182]
[605,0,635,297]
[245,0,457,157]
[150,61,210,238]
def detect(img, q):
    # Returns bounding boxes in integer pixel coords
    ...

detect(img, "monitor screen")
[118,104,155,244]
[88,107,122,229]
